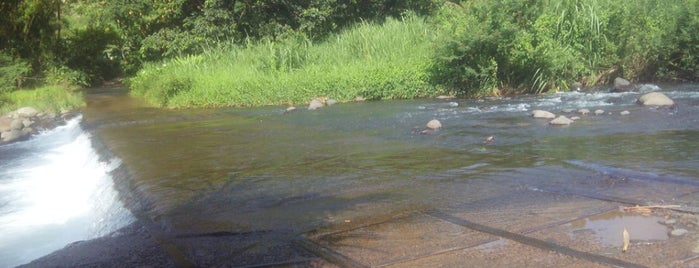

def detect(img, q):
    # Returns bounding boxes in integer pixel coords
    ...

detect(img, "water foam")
[0,116,134,267]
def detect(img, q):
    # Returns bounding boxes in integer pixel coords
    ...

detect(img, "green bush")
[0,52,32,93]
[430,0,697,95]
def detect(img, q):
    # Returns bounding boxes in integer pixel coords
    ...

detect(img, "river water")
[1,84,698,266]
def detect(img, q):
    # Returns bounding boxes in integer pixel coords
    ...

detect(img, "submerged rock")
[549,116,574,125]
[637,92,675,106]
[620,110,630,115]
[531,110,555,119]
[426,119,442,130]
[284,106,296,114]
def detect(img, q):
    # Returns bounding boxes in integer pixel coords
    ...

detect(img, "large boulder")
[637,92,674,106]
[612,77,634,92]
[531,110,556,119]
[16,106,39,118]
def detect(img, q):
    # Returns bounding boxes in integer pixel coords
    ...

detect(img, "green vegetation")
[431,0,699,96]
[0,85,84,114]
[1,0,698,111]
[129,15,439,107]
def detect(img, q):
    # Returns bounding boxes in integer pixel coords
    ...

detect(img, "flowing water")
[0,116,135,267]
[2,84,699,266]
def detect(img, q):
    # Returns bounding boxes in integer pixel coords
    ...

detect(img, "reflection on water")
[81,84,699,237]
[570,211,668,247]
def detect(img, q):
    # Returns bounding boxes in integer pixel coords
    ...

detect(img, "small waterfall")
[0,115,135,268]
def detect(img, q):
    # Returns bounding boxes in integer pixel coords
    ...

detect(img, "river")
[1,84,698,267]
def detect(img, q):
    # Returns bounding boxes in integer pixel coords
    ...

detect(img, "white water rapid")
[0,115,134,267]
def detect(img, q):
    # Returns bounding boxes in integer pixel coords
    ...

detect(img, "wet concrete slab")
[308,213,495,267]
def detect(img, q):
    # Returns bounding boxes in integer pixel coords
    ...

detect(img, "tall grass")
[431,0,699,95]
[129,15,440,108]
[0,86,84,114]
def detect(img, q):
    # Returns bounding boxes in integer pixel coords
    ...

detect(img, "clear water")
[0,116,135,267]
[81,84,699,237]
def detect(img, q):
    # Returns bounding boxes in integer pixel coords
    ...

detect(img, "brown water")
[81,84,699,239]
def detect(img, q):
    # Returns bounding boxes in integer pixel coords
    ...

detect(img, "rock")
[436,95,455,99]
[0,117,12,132]
[612,77,634,92]
[531,110,556,119]
[448,102,459,107]
[354,96,366,102]
[15,106,39,118]
[570,82,583,91]
[326,99,338,106]
[23,119,34,128]
[570,116,581,120]
[670,228,688,237]
[308,99,325,110]
[10,119,24,130]
[620,110,630,115]
[426,119,442,130]
[594,109,605,115]
[284,106,296,113]
[578,109,590,115]
[483,136,495,144]
[562,109,575,113]
[663,219,677,225]
[1,129,24,142]
[637,92,675,106]
[549,116,574,125]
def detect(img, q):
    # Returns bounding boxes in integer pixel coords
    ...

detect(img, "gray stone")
[637,92,675,106]
[10,119,24,130]
[284,106,296,113]
[22,119,34,128]
[354,96,367,102]
[16,106,39,117]
[670,228,688,237]
[594,109,605,116]
[612,77,634,92]
[0,117,12,132]
[2,129,24,142]
[549,116,574,125]
[578,109,590,115]
[562,109,575,113]
[326,99,338,106]
[570,116,581,120]
[620,110,630,115]
[426,119,442,130]
[308,99,324,110]
[531,110,556,119]
[664,219,677,225]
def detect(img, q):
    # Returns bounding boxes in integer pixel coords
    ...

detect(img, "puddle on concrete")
[569,210,668,247]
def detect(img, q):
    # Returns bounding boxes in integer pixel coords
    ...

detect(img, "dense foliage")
[0,0,697,110]
[431,0,699,96]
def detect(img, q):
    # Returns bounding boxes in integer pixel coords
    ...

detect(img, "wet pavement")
[22,162,699,268]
